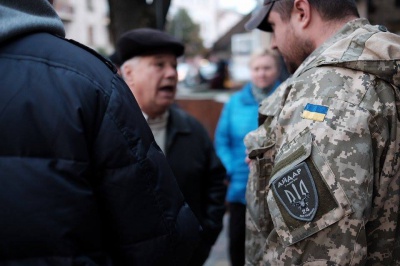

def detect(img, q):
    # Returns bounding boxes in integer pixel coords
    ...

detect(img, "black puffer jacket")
[0,31,200,265]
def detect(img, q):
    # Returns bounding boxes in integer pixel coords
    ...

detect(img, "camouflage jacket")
[244,19,400,265]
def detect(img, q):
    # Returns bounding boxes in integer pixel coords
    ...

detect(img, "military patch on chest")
[271,162,318,222]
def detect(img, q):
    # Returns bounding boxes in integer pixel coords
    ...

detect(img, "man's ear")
[121,63,135,87]
[292,0,312,30]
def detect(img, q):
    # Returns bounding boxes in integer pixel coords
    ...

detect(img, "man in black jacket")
[0,0,200,265]
[117,28,227,266]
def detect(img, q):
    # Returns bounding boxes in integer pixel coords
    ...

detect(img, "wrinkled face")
[125,54,178,118]
[250,54,279,89]
[268,10,313,74]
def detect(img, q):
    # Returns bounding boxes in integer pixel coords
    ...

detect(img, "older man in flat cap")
[117,28,227,266]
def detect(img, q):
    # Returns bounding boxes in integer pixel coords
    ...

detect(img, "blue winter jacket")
[214,82,279,204]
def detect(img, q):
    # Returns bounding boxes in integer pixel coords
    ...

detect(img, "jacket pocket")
[267,128,353,246]
[246,140,275,237]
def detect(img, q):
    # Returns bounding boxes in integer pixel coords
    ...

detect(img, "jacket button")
[378,25,388,32]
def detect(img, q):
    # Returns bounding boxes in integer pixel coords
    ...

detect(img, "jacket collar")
[293,18,400,87]
[293,18,370,78]
[165,106,191,153]
[240,83,259,105]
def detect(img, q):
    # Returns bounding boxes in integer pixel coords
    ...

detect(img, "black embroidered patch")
[272,162,318,222]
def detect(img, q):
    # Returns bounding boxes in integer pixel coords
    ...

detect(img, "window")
[87,0,93,11]
[231,33,252,55]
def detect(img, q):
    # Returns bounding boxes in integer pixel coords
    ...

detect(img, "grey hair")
[120,57,142,80]
[249,48,281,68]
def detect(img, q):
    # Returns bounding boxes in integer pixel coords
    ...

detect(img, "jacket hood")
[295,19,400,88]
[0,0,65,44]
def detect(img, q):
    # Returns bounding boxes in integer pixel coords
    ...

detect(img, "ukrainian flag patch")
[302,103,328,122]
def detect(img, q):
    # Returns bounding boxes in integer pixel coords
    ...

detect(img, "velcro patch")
[302,103,328,122]
[271,162,318,222]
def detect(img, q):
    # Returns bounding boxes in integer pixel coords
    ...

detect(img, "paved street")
[204,214,230,266]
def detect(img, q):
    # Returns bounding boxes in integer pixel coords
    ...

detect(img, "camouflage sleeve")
[244,126,274,265]
[244,85,285,265]
[364,79,400,264]
[244,67,400,265]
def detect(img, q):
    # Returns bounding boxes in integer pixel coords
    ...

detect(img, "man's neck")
[313,16,359,48]
[142,110,169,121]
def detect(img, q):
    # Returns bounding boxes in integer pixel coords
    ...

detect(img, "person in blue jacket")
[214,48,281,266]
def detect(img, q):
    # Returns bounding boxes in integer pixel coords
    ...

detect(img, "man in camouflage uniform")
[243,0,400,265]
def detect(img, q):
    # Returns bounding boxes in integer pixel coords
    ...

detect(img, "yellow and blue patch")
[302,103,328,122]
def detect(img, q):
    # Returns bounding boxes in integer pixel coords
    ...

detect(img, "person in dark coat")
[117,28,227,266]
[0,1,201,265]
[210,59,230,90]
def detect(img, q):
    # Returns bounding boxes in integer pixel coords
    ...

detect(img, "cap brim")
[245,3,274,32]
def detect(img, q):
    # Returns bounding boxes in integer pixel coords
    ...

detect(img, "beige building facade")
[53,0,113,55]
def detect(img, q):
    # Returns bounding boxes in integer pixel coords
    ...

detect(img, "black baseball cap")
[117,28,185,64]
[245,0,281,32]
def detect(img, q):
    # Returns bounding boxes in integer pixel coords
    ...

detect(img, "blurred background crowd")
[53,0,399,93]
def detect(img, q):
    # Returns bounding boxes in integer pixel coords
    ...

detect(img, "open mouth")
[159,85,175,92]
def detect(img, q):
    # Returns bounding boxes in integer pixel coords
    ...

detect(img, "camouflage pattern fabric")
[244,18,400,265]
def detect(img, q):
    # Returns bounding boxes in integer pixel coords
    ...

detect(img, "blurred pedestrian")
[214,48,281,266]
[244,0,400,265]
[117,28,227,266]
[210,59,230,90]
[0,0,201,265]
